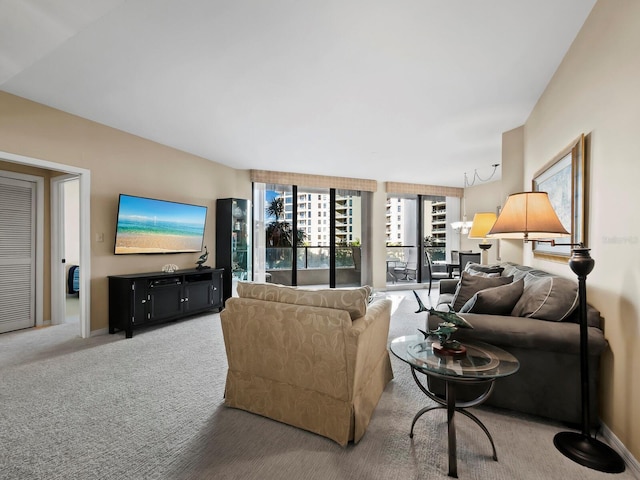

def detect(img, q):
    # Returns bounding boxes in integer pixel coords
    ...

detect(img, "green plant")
[265,196,306,247]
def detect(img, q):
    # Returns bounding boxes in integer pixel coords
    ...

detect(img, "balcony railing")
[266,246,359,270]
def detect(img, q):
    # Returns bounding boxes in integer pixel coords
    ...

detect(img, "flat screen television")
[114,194,207,254]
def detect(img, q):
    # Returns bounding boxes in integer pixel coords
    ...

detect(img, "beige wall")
[524,0,640,459]
[0,91,251,333]
[460,181,501,265]
[457,126,525,265]
[499,126,525,263]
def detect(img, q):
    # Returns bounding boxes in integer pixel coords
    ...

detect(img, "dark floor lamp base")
[554,431,625,473]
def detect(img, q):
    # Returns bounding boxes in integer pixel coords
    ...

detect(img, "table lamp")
[468,212,497,265]
[487,191,625,474]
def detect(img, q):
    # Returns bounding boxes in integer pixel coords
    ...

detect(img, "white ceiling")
[1,0,596,187]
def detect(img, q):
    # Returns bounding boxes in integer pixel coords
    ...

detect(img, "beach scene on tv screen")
[115,196,206,254]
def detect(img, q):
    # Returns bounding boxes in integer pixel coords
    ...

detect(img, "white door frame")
[1,151,91,339]
[51,174,79,327]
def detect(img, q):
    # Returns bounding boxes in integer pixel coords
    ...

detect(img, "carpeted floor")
[0,290,636,480]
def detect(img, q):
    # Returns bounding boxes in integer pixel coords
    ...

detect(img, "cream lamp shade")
[468,212,497,264]
[487,192,569,241]
[468,212,497,239]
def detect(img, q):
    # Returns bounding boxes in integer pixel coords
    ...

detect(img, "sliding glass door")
[335,190,362,288]
[253,183,366,288]
[385,195,419,285]
[385,194,461,286]
[295,187,330,288]
[258,184,294,285]
[422,196,448,278]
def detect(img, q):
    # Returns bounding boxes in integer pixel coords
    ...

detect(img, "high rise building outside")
[279,191,362,246]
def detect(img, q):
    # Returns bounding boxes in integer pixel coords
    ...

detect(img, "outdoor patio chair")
[393,248,418,281]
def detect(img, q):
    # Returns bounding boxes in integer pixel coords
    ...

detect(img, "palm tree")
[265,197,306,245]
[265,196,307,269]
[266,197,285,222]
[266,197,292,247]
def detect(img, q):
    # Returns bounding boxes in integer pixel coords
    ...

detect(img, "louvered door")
[0,176,36,333]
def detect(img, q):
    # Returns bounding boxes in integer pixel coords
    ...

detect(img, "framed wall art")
[532,134,585,258]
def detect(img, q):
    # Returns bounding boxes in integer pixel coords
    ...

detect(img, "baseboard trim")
[90,327,108,337]
[601,421,640,476]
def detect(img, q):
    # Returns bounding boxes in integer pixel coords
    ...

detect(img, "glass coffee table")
[390,334,519,478]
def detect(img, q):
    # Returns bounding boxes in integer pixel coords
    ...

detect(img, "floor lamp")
[468,212,497,265]
[487,192,625,474]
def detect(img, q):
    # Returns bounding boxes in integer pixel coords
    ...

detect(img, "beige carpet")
[0,290,635,480]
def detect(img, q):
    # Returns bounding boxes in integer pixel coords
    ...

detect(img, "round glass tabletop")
[390,334,519,380]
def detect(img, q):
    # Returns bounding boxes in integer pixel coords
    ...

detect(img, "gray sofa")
[428,262,608,427]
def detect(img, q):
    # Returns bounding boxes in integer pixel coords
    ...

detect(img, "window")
[254,183,367,288]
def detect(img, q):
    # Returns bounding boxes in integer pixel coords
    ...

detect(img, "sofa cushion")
[434,313,608,355]
[499,263,531,281]
[565,303,604,328]
[465,263,505,277]
[510,275,578,321]
[460,278,524,315]
[451,272,514,311]
[436,292,455,311]
[237,282,371,320]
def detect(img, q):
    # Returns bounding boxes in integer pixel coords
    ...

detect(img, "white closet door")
[0,176,36,333]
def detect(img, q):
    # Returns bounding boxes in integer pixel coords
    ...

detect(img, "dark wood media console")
[108,268,223,338]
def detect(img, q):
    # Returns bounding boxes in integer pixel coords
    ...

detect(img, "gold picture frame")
[532,134,585,258]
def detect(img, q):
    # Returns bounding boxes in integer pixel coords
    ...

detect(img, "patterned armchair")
[220,282,393,446]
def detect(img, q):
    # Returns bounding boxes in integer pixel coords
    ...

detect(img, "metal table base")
[408,366,498,478]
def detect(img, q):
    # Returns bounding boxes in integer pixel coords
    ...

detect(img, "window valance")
[250,170,378,192]
[385,181,463,198]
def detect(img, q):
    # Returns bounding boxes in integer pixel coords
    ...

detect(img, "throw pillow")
[451,272,514,311]
[511,275,578,321]
[460,279,524,315]
[465,263,505,276]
